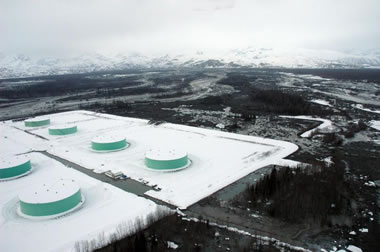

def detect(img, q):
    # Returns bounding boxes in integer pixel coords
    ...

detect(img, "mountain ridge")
[1,47,380,78]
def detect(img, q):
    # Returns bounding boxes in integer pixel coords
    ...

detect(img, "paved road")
[39,151,177,209]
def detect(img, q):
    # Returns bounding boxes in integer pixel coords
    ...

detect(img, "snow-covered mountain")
[1,47,380,78]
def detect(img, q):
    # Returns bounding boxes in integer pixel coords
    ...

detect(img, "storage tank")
[145,148,190,171]
[18,179,83,218]
[91,135,128,152]
[24,117,50,127]
[0,155,31,180]
[48,124,77,135]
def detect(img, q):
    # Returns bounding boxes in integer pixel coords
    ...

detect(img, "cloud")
[192,0,236,11]
[0,0,379,57]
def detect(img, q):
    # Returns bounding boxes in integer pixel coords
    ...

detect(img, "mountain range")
[1,47,380,79]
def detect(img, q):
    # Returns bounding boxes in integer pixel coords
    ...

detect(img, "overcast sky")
[1,0,379,57]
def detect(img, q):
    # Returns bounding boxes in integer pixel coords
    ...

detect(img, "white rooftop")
[91,135,126,144]
[49,124,77,130]
[18,178,80,204]
[0,155,29,170]
[145,148,187,161]
[24,116,49,123]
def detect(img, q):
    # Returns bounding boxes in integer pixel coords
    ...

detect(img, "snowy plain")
[352,104,380,114]
[310,99,333,107]
[280,115,337,138]
[369,120,380,131]
[0,152,164,252]
[4,110,298,209]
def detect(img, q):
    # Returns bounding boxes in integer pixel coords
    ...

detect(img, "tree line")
[247,158,355,226]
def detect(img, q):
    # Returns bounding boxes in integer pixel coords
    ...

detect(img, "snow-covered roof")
[24,117,49,123]
[347,245,362,252]
[49,124,77,130]
[145,148,187,161]
[0,155,29,170]
[18,179,80,204]
[91,135,125,144]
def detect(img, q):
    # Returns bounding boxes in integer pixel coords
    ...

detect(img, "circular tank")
[145,148,190,171]
[24,117,50,127]
[91,135,128,152]
[49,124,77,135]
[18,179,83,218]
[0,155,31,180]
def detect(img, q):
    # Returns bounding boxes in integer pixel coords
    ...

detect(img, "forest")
[217,73,330,116]
[246,158,356,226]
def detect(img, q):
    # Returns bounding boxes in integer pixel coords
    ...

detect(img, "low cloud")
[1,0,379,57]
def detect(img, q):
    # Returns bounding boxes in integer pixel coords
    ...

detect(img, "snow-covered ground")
[310,99,333,107]
[280,115,337,138]
[0,122,47,154]
[0,152,165,252]
[272,159,308,168]
[346,245,362,252]
[3,110,298,209]
[182,216,311,252]
[352,104,380,114]
[370,120,380,131]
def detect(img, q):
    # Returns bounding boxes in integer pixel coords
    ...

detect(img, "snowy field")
[310,99,333,107]
[352,104,380,114]
[370,120,380,131]
[0,152,163,252]
[280,115,337,138]
[0,122,47,154]
[3,110,298,209]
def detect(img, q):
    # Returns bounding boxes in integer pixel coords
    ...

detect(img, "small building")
[105,171,127,180]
